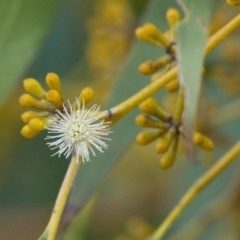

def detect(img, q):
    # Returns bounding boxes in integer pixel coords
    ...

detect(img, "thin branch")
[39,155,81,240]
[148,141,240,240]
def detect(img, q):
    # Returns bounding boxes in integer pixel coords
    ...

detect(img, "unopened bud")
[135,27,152,43]
[46,73,62,95]
[193,132,214,151]
[135,114,169,129]
[155,128,175,153]
[20,124,40,138]
[165,79,179,92]
[139,60,162,75]
[21,111,49,123]
[23,78,46,98]
[139,98,171,122]
[143,23,169,48]
[136,131,162,145]
[79,87,95,105]
[166,8,181,26]
[200,136,214,151]
[193,131,204,145]
[139,55,171,75]
[46,90,63,109]
[19,94,55,112]
[28,118,48,132]
[160,135,179,169]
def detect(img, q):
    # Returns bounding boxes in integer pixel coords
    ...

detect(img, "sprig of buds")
[19,73,94,138]
[136,8,182,95]
[135,96,214,169]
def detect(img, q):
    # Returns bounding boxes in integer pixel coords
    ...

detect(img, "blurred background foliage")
[1,0,240,240]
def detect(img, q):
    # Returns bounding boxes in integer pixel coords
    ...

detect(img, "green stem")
[172,87,184,126]
[39,155,81,240]
[148,141,240,240]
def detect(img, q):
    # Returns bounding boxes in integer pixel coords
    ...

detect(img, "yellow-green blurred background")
[1,1,240,240]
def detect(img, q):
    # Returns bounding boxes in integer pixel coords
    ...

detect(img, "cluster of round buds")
[19,73,94,138]
[136,8,181,93]
[135,98,214,169]
[19,73,112,162]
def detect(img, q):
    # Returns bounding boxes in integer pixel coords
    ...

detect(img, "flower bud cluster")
[19,73,95,138]
[135,8,182,93]
[136,98,214,169]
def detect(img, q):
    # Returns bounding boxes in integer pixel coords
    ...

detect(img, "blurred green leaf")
[176,0,215,136]
[0,0,64,106]
[62,0,180,236]
[62,197,96,240]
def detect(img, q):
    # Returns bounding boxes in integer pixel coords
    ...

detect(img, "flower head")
[45,100,111,163]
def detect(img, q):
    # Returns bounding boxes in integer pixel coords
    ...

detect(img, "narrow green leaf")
[176,0,215,136]
[0,0,64,106]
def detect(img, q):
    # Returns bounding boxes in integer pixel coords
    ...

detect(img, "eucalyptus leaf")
[176,0,215,137]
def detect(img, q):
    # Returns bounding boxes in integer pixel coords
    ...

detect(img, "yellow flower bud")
[23,78,46,98]
[21,111,49,123]
[200,136,214,151]
[19,94,55,112]
[28,118,48,132]
[136,131,162,145]
[143,23,169,48]
[46,90,63,110]
[155,128,175,153]
[20,124,40,138]
[193,131,204,145]
[160,135,179,169]
[135,114,169,129]
[227,0,240,6]
[165,79,179,92]
[46,72,62,95]
[139,98,171,122]
[139,55,171,75]
[79,87,95,104]
[139,60,162,75]
[166,8,181,26]
[135,27,154,44]
[193,132,214,151]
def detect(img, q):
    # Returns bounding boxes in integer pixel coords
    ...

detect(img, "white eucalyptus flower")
[45,100,111,163]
